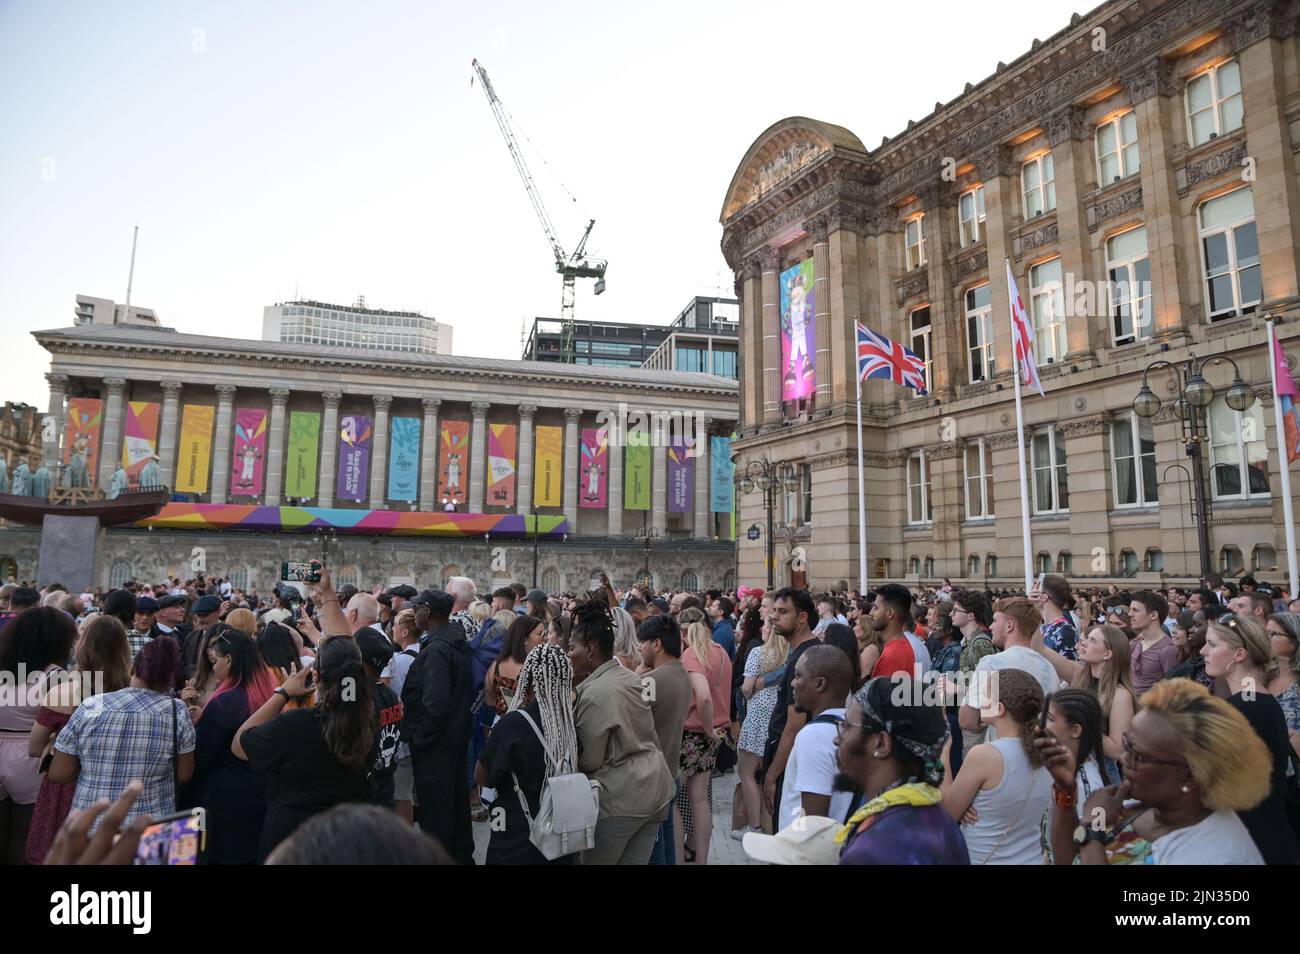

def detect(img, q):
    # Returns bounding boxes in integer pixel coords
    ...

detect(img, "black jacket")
[399,622,475,752]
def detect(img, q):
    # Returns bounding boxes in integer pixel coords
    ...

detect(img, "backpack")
[510,710,601,860]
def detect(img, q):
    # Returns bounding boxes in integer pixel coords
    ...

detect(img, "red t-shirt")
[872,637,917,680]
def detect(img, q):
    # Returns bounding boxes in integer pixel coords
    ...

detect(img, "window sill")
[1210,497,1272,510]
[1031,512,1071,522]
[1109,505,1160,517]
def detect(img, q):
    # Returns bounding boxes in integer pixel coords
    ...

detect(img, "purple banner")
[337,413,373,502]
[668,438,694,513]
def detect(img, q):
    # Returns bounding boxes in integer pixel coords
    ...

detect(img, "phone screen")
[1035,572,1046,594]
[281,561,322,584]
[134,808,205,865]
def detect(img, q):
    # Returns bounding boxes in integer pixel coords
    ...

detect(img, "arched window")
[540,568,562,595]
[923,556,935,578]
[1037,552,1051,574]
[722,569,736,591]
[335,564,359,589]
[908,556,921,576]
[228,565,249,592]
[985,554,998,577]
[440,565,460,586]
[967,554,980,576]
[108,559,134,589]
[1057,551,1073,575]
[1145,548,1164,573]
[1252,545,1277,572]
[1219,546,1243,575]
[0,556,16,583]
[680,570,699,592]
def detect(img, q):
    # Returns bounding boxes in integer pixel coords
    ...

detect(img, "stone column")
[368,394,393,509]
[827,208,865,406]
[977,145,1014,373]
[96,378,128,489]
[43,373,68,469]
[809,221,832,408]
[738,256,763,430]
[264,388,290,506]
[694,416,711,539]
[318,391,342,508]
[469,401,490,511]
[210,384,236,504]
[516,404,537,515]
[606,412,624,536]
[1045,106,1098,365]
[652,439,667,534]
[918,183,959,400]
[157,380,182,488]
[419,398,440,512]
[760,246,782,425]
[562,407,582,526]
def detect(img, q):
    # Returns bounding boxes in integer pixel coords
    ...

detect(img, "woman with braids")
[476,644,579,865]
[234,637,378,862]
[568,598,675,864]
[942,668,1052,864]
[1037,689,1110,864]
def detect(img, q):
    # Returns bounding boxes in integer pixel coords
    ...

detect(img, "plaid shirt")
[127,629,151,663]
[55,687,196,834]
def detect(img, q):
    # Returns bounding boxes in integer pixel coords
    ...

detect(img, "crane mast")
[471,58,606,363]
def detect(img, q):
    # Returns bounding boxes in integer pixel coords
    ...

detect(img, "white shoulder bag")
[511,710,601,860]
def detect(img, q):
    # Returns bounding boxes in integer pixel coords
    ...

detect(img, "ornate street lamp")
[740,459,799,589]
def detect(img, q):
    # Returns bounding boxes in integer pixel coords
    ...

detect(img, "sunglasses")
[1121,734,1185,769]
[1215,613,1242,630]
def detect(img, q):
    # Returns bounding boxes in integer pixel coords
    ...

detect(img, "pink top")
[682,642,733,734]
[0,665,62,734]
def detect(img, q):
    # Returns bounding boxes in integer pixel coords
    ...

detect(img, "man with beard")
[762,588,820,817]
[867,583,918,679]
[830,677,969,865]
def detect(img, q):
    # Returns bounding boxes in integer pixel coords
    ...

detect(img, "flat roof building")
[263,298,452,355]
[642,296,740,379]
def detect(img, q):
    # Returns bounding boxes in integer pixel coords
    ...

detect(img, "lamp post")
[739,459,800,589]
[531,505,540,588]
[635,523,660,588]
[1131,354,1256,580]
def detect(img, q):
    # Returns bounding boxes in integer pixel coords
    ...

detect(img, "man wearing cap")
[150,594,191,643]
[523,588,548,621]
[133,596,159,640]
[356,630,404,809]
[400,589,475,863]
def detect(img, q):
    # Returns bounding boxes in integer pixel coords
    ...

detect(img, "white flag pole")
[856,363,868,594]
[1267,318,1299,599]
[1007,258,1034,594]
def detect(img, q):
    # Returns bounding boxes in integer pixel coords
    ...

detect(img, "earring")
[1181,784,1190,793]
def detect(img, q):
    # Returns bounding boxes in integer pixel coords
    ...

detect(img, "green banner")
[624,431,650,511]
[285,411,320,499]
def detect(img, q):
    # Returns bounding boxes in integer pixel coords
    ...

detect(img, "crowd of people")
[0,565,1297,865]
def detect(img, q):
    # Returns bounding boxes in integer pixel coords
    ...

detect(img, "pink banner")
[231,408,267,498]
[579,427,608,509]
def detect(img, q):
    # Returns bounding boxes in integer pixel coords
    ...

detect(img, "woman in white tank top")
[942,669,1053,864]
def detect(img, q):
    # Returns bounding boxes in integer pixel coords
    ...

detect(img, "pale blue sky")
[1,0,1084,407]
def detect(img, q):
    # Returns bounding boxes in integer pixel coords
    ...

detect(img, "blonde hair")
[611,606,642,667]
[393,608,417,639]
[492,609,515,632]
[226,608,256,635]
[1207,615,1272,672]
[684,619,717,676]
[469,600,491,625]
[759,628,789,674]
[1139,679,1271,812]
[1071,625,1135,731]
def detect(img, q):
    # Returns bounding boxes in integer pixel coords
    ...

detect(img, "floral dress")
[1041,617,1079,661]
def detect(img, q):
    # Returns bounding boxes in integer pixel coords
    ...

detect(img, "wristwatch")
[1073,824,1109,849]
[273,687,291,702]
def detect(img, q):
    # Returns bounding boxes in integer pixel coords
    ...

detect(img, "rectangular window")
[1096,111,1140,183]
[910,306,932,393]
[1209,398,1270,500]
[1199,188,1260,321]
[964,439,993,519]
[907,450,932,525]
[1106,226,1153,345]
[1032,427,1069,514]
[711,350,737,378]
[905,215,927,270]
[1111,412,1158,507]
[799,462,812,524]
[959,186,986,247]
[965,283,994,382]
[1186,60,1244,147]
[1029,258,1066,364]
[1022,152,1056,218]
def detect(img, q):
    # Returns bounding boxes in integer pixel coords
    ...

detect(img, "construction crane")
[471,58,606,363]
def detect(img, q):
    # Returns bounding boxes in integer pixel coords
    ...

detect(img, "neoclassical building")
[0,323,738,592]
[723,0,1300,589]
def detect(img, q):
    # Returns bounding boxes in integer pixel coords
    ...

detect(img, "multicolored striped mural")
[135,503,568,538]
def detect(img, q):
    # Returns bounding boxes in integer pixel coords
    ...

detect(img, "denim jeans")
[647,793,677,865]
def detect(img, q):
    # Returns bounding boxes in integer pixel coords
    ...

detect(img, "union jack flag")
[856,322,928,395]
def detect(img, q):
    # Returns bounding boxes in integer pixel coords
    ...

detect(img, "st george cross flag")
[1007,260,1045,397]
[1274,331,1300,464]
[856,322,928,395]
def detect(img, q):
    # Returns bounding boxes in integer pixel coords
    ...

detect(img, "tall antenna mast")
[123,224,139,323]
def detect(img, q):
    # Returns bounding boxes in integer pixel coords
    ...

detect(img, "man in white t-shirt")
[778,645,856,832]
[960,596,1060,734]
[381,616,421,824]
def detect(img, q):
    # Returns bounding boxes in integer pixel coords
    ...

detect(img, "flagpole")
[856,366,868,594]
[1007,258,1034,594]
[1268,318,1299,599]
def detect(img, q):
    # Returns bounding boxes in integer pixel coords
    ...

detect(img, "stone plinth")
[36,514,103,592]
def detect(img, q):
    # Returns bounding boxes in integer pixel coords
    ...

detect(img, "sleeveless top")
[961,737,1053,865]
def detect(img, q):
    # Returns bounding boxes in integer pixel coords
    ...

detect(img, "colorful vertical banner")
[387,417,421,502]
[579,427,608,509]
[120,401,160,489]
[710,435,734,513]
[174,404,214,494]
[624,429,650,511]
[231,408,268,498]
[337,413,373,502]
[64,398,103,483]
[780,258,816,401]
[438,420,470,503]
[668,439,694,513]
[487,423,517,507]
[534,425,562,507]
[284,411,320,499]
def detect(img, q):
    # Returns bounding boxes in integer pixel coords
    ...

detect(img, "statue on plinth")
[108,464,128,500]
[140,454,161,490]
[0,457,8,495]
[11,461,31,496]
[31,464,52,499]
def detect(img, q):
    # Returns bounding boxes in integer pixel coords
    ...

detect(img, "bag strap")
[515,709,557,774]
[171,694,180,797]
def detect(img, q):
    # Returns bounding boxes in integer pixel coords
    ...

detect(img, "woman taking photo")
[484,616,545,716]
[736,611,785,839]
[568,600,674,864]
[0,606,76,864]
[1042,678,1268,864]
[25,615,131,864]
[1038,689,1109,864]
[233,637,378,862]
[476,644,579,865]
[942,668,1052,865]
[185,628,279,864]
